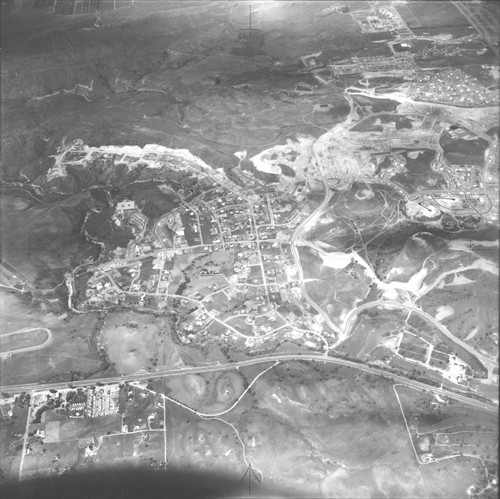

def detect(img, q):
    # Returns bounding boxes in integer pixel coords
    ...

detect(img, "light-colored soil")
[162,370,244,413]
[101,313,163,374]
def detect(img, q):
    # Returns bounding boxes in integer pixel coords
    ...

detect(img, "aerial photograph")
[0,1,498,498]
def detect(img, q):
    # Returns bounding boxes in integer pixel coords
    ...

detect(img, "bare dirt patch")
[101,312,163,375]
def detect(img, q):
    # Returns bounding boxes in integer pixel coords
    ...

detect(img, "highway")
[2,77,497,430]
[1,353,496,415]
[288,178,343,339]
[10,178,494,419]
[342,300,494,369]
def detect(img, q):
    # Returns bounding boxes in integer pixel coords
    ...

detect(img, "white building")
[116,200,136,213]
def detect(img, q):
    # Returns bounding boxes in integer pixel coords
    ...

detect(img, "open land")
[0,0,498,496]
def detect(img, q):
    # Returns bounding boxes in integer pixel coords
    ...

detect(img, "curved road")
[343,300,494,369]
[0,327,52,356]
[1,353,496,415]
[289,180,342,338]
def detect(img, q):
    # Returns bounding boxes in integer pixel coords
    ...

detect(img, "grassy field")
[0,292,103,385]
[22,440,79,479]
[440,134,490,168]
[395,384,498,492]
[229,1,363,63]
[299,245,372,325]
[120,183,181,219]
[0,402,29,480]
[390,149,447,194]
[101,311,180,375]
[305,217,359,250]
[420,272,498,360]
[0,192,99,289]
[150,363,436,497]
[0,328,49,353]
[337,309,406,359]
[153,369,245,414]
[165,403,245,478]
[352,95,400,113]
[44,414,121,443]
[403,2,470,29]
[305,267,370,323]
[92,430,164,469]
[385,232,447,283]
[297,246,323,279]
[85,207,134,249]
[0,0,497,492]
[228,362,431,496]
[323,183,403,240]
[7,358,495,494]
[0,0,358,193]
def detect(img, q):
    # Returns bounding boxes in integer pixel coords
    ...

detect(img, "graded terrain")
[0,1,498,498]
